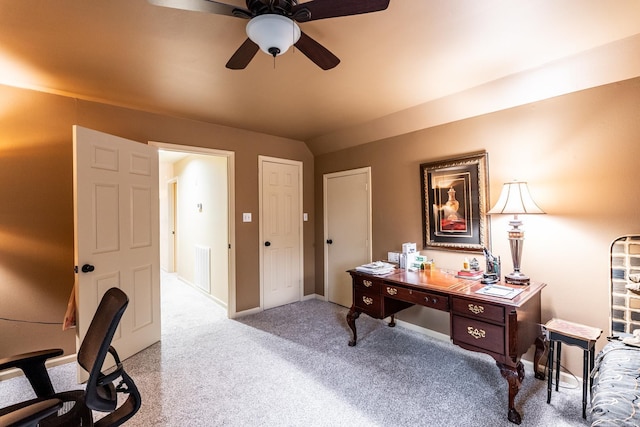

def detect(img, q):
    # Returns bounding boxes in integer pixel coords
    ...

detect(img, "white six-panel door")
[260,156,302,310]
[73,126,160,377]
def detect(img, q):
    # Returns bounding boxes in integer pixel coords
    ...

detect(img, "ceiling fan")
[148,0,391,70]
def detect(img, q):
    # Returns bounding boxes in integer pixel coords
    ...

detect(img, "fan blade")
[294,32,340,70]
[226,38,260,69]
[148,0,243,17]
[291,0,390,22]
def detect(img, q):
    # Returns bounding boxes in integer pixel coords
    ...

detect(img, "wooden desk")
[347,269,546,425]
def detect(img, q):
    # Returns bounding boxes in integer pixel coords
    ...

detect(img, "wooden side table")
[545,318,603,419]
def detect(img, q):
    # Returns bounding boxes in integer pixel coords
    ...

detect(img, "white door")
[324,168,372,307]
[260,157,303,310]
[73,126,160,374]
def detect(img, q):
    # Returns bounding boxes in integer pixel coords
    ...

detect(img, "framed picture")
[420,152,489,252]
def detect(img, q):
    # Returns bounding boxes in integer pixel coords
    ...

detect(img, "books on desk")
[355,261,396,276]
[455,269,484,280]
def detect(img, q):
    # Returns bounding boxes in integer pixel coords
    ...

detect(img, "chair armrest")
[0,398,62,427]
[0,349,63,398]
[97,347,123,386]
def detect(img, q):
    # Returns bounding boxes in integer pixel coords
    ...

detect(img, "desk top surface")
[350,268,546,308]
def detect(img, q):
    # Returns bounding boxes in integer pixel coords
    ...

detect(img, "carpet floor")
[1,273,590,426]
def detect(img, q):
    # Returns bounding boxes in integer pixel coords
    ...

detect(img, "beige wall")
[3,75,640,378]
[314,77,640,375]
[0,84,315,358]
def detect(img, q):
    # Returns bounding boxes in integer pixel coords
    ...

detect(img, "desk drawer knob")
[362,296,374,305]
[426,297,438,305]
[467,326,486,340]
[386,287,398,296]
[363,279,373,288]
[468,304,484,315]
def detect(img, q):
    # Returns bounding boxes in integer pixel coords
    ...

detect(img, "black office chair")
[0,287,141,427]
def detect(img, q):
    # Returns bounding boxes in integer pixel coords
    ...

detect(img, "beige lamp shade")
[488,181,545,215]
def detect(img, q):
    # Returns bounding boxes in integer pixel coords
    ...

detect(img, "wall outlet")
[242,213,252,222]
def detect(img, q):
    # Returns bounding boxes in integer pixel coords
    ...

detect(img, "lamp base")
[504,272,530,286]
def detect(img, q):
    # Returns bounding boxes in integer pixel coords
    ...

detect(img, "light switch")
[242,213,252,222]
[303,213,308,221]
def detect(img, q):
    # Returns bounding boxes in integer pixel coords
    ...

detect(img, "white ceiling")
[2,0,640,154]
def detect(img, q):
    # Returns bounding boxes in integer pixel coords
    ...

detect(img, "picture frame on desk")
[420,151,489,253]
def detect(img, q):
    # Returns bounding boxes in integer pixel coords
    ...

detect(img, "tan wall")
[314,77,640,375]
[3,76,639,377]
[0,84,315,358]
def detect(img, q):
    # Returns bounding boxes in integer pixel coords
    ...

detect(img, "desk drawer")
[354,275,381,293]
[452,315,505,355]
[354,289,382,317]
[383,285,449,311]
[452,297,504,323]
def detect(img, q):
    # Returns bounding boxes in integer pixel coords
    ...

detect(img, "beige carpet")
[1,272,588,426]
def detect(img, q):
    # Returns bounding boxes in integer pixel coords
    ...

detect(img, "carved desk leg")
[497,361,525,425]
[533,335,546,380]
[347,306,360,347]
[388,314,396,327]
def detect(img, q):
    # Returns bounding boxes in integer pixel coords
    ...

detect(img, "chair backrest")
[77,287,129,411]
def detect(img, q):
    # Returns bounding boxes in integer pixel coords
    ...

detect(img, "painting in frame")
[420,152,489,252]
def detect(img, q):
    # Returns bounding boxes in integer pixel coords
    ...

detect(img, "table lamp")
[487,181,545,285]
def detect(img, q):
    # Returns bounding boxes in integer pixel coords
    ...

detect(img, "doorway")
[152,142,236,318]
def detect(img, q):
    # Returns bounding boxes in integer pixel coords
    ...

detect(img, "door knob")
[81,264,95,273]
[326,239,333,244]
[264,241,271,247]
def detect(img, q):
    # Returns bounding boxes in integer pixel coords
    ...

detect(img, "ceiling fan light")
[246,14,301,57]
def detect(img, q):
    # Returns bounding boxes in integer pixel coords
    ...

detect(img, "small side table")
[545,318,603,419]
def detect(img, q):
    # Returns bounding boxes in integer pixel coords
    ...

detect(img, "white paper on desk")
[476,285,523,299]
[355,261,396,275]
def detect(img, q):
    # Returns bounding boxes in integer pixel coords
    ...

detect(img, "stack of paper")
[355,261,396,275]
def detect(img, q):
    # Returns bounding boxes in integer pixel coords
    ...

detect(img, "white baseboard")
[394,318,451,342]
[177,275,228,311]
[234,293,324,318]
[233,306,263,318]
[303,293,325,302]
[0,354,76,382]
